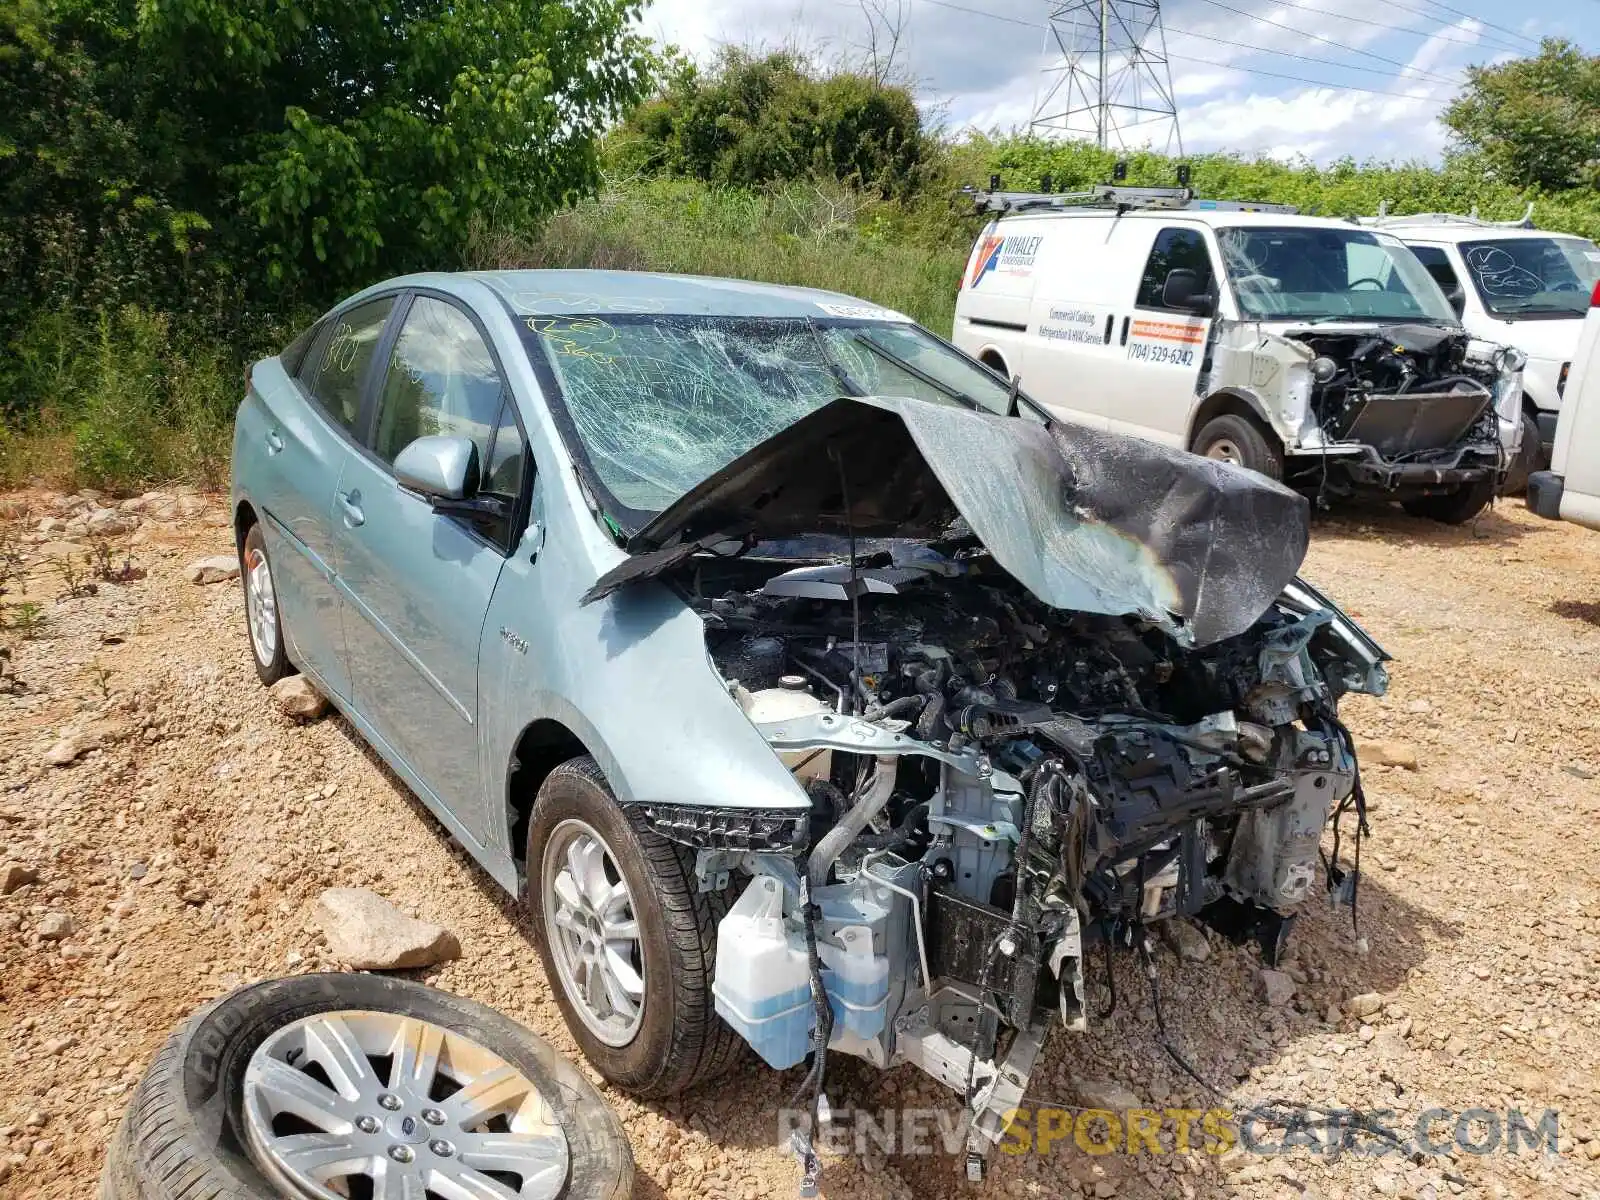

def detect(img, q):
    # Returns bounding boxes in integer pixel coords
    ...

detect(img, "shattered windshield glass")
[520,315,1019,527]
[1218,226,1457,322]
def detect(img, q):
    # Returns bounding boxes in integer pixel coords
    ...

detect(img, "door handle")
[338,489,365,528]
[1119,316,1131,346]
[264,430,284,455]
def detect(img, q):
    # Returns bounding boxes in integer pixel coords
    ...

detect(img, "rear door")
[240,296,396,701]
[332,292,527,837]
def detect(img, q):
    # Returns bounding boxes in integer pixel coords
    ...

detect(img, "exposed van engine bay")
[600,395,1391,1178]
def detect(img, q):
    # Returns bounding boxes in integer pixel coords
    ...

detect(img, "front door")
[1106,223,1214,446]
[333,293,527,836]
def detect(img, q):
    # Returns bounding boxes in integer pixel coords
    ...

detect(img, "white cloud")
[636,0,1560,162]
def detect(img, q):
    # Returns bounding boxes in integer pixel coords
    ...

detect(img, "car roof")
[991,209,1364,231]
[1380,224,1593,245]
[454,269,905,319]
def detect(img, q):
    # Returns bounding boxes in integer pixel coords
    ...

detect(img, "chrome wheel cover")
[245,545,278,666]
[241,1010,569,1200]
[1205,438,1243,465]
[541,818,646,1047]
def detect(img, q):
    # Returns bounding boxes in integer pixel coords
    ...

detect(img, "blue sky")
[641,0,1599,163]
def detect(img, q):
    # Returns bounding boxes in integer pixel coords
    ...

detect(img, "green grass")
[468,176,971,332]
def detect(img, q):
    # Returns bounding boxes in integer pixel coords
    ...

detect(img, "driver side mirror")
[394,435,479,503]
[1163,268,1216,316]
[1444,284,1466,316]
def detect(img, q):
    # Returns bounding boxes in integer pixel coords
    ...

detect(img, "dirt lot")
[2,489,1599,1200]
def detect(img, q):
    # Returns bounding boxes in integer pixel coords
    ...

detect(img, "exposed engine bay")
[1293,324,1499,460]
[677,547,1387,1174]
[598,393,1390,1181]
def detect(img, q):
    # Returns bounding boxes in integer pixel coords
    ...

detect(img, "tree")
[0,0,654,322]
[1443,39,1600,192]
[614,49,930,196]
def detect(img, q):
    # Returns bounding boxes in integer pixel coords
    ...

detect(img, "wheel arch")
[976,346,1011,379]
[233,498,259,555]
[507,717,594,872]
[1187,388,1280,450]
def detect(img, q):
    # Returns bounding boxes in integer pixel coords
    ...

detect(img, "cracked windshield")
[521,315,1015,520]
[1218,226,1457,322]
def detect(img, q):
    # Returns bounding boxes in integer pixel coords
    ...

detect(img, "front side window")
[301,297,394,432]
[520,315,1022,529]
[374,296,507,472]
[1459,237,1600,319]
[1135,228,1216,310]
[1217,227,1456,322]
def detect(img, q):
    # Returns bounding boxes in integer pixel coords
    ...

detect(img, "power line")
[1164,23,1464,85]
[1411,0,1543,48]
[1256,1,1539,57]
[904,0,1463,102]
[1189,0,1479,80]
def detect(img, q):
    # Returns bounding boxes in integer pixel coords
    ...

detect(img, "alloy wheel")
[240,1009,569,1200]
[245,545,278,667]
[540,818,646,1048]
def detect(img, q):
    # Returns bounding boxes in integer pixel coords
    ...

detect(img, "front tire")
[1402,476,1495,524]
[101,973,633,1200]
[1192,413,1284,480]
[239,523,290,686]
[526,757,742,1097]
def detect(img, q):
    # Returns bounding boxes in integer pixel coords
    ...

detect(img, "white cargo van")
[1527,283,1600,530]
[953,184,1526,524]
[1363,210,1600,489]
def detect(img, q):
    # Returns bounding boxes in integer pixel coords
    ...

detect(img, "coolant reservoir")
[740,683,833,781]
[711,875,814,1069]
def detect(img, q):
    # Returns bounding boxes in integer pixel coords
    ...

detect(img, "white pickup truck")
[1527,282,1600,529]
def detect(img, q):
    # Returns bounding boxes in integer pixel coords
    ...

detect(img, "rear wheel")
[1192,413,1284,480]
[1402,476,1495,524]
[525,757,742,1097]
[240,523,290,686]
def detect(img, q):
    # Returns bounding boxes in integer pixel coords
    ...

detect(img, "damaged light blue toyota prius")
[231,270,1389,1190]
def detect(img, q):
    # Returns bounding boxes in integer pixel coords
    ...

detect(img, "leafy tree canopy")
[1443,38,1600,192]
[612,48,930,196]
[0,0,653,326]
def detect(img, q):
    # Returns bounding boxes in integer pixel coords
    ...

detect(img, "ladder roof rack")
[1357,200,1537,230]
[962,182,1299,217]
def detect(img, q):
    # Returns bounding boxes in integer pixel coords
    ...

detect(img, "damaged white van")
[954,185,1527,524]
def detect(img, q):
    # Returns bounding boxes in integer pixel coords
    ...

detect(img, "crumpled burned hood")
[582,395,1310,646]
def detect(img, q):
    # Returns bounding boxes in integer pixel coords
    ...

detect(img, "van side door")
[1020,218,1121,429]
[1104,222,1214,447]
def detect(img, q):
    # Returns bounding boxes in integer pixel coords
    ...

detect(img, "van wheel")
[525,757,743,1097]
[1192,414,1283,480]
[1402,477,1495,525]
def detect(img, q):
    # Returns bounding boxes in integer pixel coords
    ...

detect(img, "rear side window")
[281,320,323,376]
[299,297,395,433]
[1136,228,1216,310]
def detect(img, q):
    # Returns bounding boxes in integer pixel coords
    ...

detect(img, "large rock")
[0,863,38,895]
[1075,1079,1141,1111]
[1347,991,1385,1018]
[85,507,136,536]
[313,888,461,970]
[1259,968,1296,1007]
[270,676,329,721]
[36,911,76,940]
[43,729,102,767]
[187,555,239,585]
[1160,918,1211,963]
[1357,740,1419,770]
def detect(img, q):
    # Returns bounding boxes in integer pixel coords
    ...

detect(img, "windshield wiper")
[847,335,980,409]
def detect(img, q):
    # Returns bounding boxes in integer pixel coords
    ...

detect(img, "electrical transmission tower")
[1031,1,1184,155]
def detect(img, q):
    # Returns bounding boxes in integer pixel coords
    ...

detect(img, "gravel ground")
[1,489,1598,1200]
